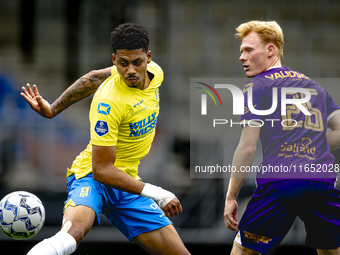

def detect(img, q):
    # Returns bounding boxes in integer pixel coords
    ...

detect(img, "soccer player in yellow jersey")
[23,23,190,255]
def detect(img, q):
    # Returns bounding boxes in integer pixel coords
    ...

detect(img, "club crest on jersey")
[79,187,91,198]
[94,120,109,136]
[97,102,111,115]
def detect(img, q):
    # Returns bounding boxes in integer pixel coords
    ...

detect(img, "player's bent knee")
[62,205,96,244]
[231,241,261,255]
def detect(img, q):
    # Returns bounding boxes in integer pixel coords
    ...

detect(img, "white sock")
[27,231,77,255]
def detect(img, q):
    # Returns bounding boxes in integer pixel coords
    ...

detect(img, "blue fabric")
[65,174,172,241]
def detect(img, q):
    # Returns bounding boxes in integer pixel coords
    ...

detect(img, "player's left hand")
[161,197,183,217]
[224,199,239,231]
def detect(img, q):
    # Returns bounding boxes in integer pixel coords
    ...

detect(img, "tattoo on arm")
[51,68,111,116]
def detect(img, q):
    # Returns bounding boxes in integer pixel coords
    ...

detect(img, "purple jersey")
[240,66,340,185]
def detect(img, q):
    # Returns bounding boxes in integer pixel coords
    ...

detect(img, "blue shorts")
[64,174,172,241]
[235,180,340,254]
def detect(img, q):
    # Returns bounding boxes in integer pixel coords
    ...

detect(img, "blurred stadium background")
[0,0,340,254]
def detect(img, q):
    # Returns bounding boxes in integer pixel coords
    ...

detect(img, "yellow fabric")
[63,198,76,212]
[67,61,162,180]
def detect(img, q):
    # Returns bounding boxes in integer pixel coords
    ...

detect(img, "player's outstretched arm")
[92,145,182,217]
[21,67,112,118]
[224,126,260,231]
[21,84,54,118]
[327,113,340,150]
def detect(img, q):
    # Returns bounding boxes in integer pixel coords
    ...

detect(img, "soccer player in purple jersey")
[224,21,340,255]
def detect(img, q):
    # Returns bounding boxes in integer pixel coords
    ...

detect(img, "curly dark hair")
[110,23,149,54]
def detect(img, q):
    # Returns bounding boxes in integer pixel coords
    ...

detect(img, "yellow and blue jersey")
[67,61,162,180]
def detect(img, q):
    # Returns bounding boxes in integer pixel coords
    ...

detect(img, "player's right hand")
[161,196,183,217]
[21,84,54,118]
[224,199,239,231]
[140,183,182,217]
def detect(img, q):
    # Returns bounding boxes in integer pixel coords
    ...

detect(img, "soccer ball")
[0,191,45,239]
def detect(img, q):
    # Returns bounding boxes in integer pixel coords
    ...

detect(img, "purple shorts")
[235,180,340,254]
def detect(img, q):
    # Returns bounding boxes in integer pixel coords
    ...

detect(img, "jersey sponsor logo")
[130,106,148,116]
[133,99,144,108]
[97,102,111,115]
[79,187,91,198]
[278,137,316,160]
[94,120,109,136]
[129,112,158,137]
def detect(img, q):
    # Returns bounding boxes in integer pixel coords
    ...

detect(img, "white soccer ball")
[0,191,45,239]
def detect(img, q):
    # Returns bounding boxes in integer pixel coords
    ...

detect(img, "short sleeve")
[90,98,123,146]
